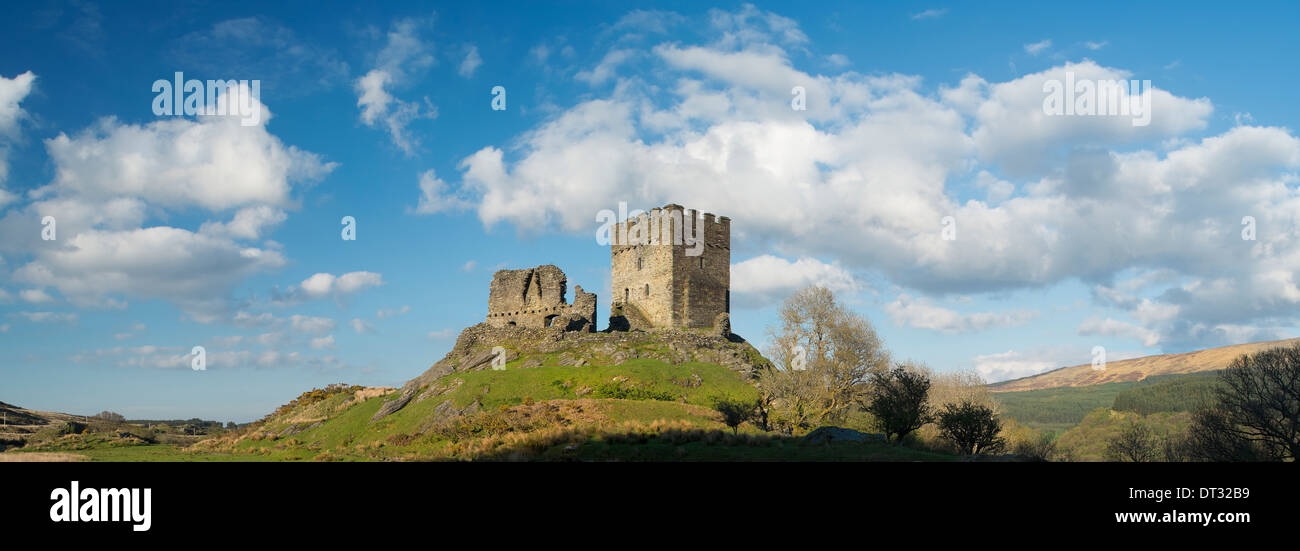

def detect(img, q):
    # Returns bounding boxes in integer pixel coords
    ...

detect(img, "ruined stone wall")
[610,204,730,330]
[486,265,595,330]
[569,285,598,332]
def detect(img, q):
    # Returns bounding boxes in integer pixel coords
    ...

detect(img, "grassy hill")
[12,327,1291,462]
[3,324,952,462]
[0,401,92,452]
[990,337,1299,392]
[0,400,232,460]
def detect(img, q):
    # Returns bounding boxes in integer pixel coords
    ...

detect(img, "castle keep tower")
[610,204,730,329]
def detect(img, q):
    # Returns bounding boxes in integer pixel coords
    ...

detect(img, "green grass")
[0,431,955,462]
[435,359,760,410]
[8,354,954,462]
[2,444,272,461]
[995,384,1134,433]
[205,358,763,460]
[75,446,272,462]
[559,437,953,461]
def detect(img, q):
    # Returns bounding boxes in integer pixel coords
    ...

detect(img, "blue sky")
[2,1,1299,422]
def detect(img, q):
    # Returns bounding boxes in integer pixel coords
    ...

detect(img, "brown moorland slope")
[990,337,1300,392]
[0,401,92,450]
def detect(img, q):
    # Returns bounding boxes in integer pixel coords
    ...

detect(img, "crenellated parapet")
[610,204,731,330]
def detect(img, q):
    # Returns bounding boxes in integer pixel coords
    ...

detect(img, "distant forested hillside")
[994,371,1223,433]
[1110,371,1221,416]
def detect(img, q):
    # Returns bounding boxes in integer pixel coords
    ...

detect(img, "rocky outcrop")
[371,343,514,421]
[802,426,887,445]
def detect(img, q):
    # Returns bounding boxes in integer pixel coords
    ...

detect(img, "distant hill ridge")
[990,337,1300,392]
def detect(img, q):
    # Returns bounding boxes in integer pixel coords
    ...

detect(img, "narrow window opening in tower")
[624,288,629,302]
[637,257,642,270]
[644,284,649,297]
[698,257,703,269]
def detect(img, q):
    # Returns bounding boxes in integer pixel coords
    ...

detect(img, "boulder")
[802,426,886,445]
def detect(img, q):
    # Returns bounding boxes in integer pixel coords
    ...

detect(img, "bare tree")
[1196,343,1300,461]
[759,286,890,434]
[1186,408,1269,461]
[1105,421,1160,462]
[93,411,126,422]
[928,370,1000,413]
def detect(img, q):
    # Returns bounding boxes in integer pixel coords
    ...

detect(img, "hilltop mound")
[370,323,772,422]
[187,324,793,460]
[3,324,949,461]
[991,337,1300,392]
[187,324,944,461]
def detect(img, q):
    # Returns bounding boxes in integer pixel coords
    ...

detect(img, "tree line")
[1110,344,1300,462]
[712,286,1021,457]
[715,285,1300,462]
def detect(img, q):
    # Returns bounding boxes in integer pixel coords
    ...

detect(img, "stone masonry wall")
[610,204,730,330]
[486,265,595,331]
[679,211,730,327]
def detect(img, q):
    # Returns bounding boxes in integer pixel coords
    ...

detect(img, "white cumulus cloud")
[426,6,1299,354]
[885,295,1038,334]
[355,17,438,154]
[731,255,858,308]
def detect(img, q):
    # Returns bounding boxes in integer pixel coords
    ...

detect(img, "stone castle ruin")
[484,204,730,333]
[611,204,730,330]
[485,265,597,332]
